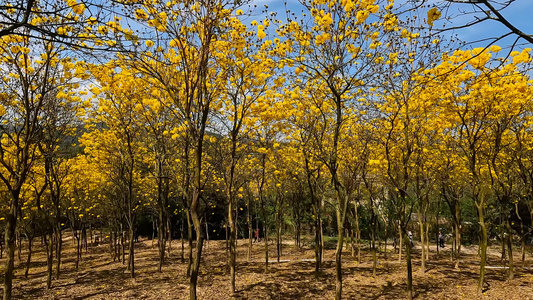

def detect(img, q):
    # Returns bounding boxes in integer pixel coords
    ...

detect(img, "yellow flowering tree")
[422,46,533,295]
[0,34,85,298]
[279,0,397,298]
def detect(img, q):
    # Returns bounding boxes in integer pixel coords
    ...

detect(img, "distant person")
[254,228,260,243]
[438,231,445,248]
[408,231,413,247]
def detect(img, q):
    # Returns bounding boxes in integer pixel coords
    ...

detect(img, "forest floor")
[1,233,533,299]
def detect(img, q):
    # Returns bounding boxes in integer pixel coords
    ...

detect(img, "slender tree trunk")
[405,231,413,300]
[186,210,193,277]
[334,204,345,300]
[205,218,209,250]
[25,235,33,278]
[3,209,16,300]
[158,217,166,272]
[305,153,322,279]
[16,230,21,265]
[521,237,526,266]
[247,197,252,261]
[425,222,430,260]
[46,231,54,289]
[354,202,361,264]
[55,226,62,280]
[398,224,402,263]
[454,203,462,269]
[112,231,117,262]
[369,202,377,276]
[167,217,172,257]
[276,195,282,262]
[262,201,268,273]
[501,218,506,261]
[384,223,388,255]
[77,230,82,269]
[129,227,135,278]
[74,230,80,269]
[181,217,185,263]
[349,227,355,257]
[121,226,125,264]
[314,205,322,279]
[189,190,204,300]
[418,208,425,274]
[477,203,488,296]
[158,205,166,272]
[83,226,88,251]
[225,218,229,258]
[228,196,236,294]
[372,223,377,277]
[506,219,514,280]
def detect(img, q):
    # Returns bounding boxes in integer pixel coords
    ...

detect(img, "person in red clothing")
[254,228,260,243]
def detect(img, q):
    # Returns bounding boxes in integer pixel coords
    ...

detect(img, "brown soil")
[2,234,533,299]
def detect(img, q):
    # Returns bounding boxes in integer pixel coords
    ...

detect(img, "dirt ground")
[1,234,533,299]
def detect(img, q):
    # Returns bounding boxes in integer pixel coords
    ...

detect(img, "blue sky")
[254,0,533,51]
[433,0,533,50]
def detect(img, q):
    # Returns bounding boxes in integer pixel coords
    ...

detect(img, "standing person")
[254,228,260,243]
[438,231,445,248]
[408,231,413,247]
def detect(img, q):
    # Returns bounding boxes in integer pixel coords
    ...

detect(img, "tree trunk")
[112,231,117,262]
[314,207,322,279]
[120,224,126,265]
[25,235,33,278]
[418,208,425,274]
[186,210,193,277]
[247,197,252,261]
[228,196,236,294]
[189,193,204,300]
[370,208,377,277]
[260,196,268,273]
[158,219,166,272]
[384,224,388,256]
[205,218,209,250]
[167,217,172,257]
[77,230,82,269]
[129,227,135,278]
[74,230,81,269]
[55,227,62,280]
[405,231,413,300]
[454,205,462,269]
[16,230,21,265]
[521,235,526,267]
[3,210,16,300]
[501,221,506,261]
[158,210,167,272]
[305,153,322,279]
[46,231,54,289]
[181,217,185,263]
[83,226,88,251]
[334,205,345,300]
[477,204,488,296]
[276,198,282,262]
[354,202,361,264]
[506,219,514,280]
[425,222,430,261]
[398,224,402,263]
